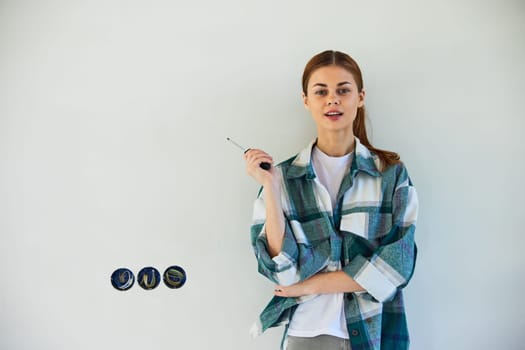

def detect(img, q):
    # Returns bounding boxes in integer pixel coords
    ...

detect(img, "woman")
[244,50,418,350]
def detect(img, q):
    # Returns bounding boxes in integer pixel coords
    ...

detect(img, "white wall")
[1,0,524,349]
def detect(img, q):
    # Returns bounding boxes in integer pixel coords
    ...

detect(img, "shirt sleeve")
[342,164,419,303]
[251,193,301,286]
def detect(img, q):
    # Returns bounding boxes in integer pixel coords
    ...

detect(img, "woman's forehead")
[308,66,357,86]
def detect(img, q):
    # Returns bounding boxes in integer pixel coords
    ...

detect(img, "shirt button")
[351,329,359,336]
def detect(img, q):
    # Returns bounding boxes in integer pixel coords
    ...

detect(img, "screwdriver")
[227,137,271,170]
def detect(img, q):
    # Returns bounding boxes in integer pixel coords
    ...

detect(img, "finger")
[274,285,287,296]
[244,149,261,159]
[246,154,273,170]
[245,149,271,161]
[251,157,273,170]
[274,289,285,297]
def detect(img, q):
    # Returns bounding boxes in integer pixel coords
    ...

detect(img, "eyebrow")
[312,81,353,88]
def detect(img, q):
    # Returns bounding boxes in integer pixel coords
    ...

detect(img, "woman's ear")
[358,89,366,108]
[302,92,309,110]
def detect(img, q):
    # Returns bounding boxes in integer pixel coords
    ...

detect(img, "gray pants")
[286,335,351,350]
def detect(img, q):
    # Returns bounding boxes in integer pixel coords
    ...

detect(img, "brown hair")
[302,50,401,170]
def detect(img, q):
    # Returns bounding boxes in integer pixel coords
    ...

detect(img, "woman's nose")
[327,95,340,105]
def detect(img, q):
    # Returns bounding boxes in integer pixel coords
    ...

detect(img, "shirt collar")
[285,137,381,179]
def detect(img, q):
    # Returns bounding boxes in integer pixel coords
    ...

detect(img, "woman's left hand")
[273,280,312,297]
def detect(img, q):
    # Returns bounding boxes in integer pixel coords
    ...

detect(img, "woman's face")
[303,65,365,135]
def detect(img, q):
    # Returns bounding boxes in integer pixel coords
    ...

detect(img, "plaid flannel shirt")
[250,138,418,350]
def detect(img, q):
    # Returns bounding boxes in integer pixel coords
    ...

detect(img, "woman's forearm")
[263,183,285,258]
[243,148,285,258]
[274,271,365,297]
[307,271,364,294]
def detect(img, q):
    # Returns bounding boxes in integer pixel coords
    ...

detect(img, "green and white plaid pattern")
[250,138,418,350]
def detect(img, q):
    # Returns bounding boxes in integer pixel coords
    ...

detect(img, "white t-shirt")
[287,145,353,339]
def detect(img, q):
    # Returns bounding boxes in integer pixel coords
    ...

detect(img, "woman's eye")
[337,88,351,95]
[314,90,328,96]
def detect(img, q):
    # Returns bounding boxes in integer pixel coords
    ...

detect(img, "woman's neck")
[316,130,355,157]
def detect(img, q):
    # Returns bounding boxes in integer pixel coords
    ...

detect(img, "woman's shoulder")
[277,140,317,168]
[276,153,300,168]
[275,153,303,180]
[275,142,316,178]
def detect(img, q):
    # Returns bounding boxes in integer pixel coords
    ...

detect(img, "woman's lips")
[324,111,343,120]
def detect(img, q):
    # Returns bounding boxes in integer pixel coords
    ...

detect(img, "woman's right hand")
[244,149,277,188]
